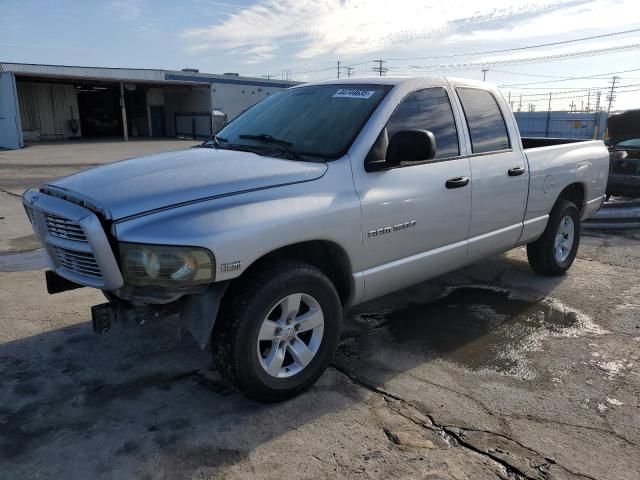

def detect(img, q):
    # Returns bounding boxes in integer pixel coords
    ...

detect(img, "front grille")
[52,246,103,279]
[44,214,88,242]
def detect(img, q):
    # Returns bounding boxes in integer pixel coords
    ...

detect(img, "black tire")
[527,199,581,276]
[212,260,342,402]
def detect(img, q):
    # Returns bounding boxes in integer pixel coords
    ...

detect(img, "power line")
[506,85,640,108]
[491,69,579,79]
[499,68,640,87]
[384,27,640,62]
[505,83,640,98]
[503,85,612,90]
[392,43,640,73]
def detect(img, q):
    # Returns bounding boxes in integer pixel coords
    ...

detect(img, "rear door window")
[457,88,510,154]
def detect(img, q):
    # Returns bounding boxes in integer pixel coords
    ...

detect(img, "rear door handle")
[508,166,526,176]
[445,176,470,189]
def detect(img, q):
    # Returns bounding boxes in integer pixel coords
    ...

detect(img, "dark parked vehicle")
[606,110,640,199]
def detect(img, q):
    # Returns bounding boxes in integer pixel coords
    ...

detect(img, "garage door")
[0,71,23,149]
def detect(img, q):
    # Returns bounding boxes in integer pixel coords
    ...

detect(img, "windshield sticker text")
[333,89,376,99]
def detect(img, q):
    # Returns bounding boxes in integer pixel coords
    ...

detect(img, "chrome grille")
[52,246,103,278]
[44,214,88,242]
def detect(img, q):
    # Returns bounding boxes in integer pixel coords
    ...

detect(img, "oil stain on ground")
[366,286,602,378]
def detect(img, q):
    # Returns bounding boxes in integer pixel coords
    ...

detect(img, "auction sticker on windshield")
[333,89,376,99]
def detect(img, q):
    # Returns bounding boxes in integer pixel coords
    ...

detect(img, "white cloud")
[181,0,625,62]
[239,45,277,64]
[106,0,144,21]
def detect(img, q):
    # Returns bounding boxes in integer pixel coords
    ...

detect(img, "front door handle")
[445,176,470,189]
[508,166,526,176]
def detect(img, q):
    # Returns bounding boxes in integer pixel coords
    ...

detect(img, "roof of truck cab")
[294,76,494,89]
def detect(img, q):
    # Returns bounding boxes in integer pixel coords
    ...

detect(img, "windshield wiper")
[238,133,304,161]
[198,135,228,149]
[212,135,228,147]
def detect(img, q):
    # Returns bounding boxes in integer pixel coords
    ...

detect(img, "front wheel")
[527,199,581,276]
[212,260,342,402]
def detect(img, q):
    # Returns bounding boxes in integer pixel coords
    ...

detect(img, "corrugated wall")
[17,82,81,140]
[514,111,608,139]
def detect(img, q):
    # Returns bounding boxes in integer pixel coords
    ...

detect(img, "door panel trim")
[519,214,549,244]
[356,239,468,302]
[467,222,523,260]
[468,222,522,245]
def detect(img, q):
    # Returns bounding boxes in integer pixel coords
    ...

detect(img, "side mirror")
[386,130,436,166]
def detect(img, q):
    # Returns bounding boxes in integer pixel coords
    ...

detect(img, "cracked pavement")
[1,142,639,479]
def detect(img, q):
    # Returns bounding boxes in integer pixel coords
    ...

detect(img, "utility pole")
[606,76,619,114]
[518,93,522,112]
[119,82,128,142]
[373,59,387,76]
[337,60,341,79]
[482,68,489,81]
[569,101,576,113]
[595,91,601,112]
[545,93,552,137]
[586,89,591,112]
[346,66,354,78]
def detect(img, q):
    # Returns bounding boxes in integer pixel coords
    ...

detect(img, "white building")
[0,62,296,149]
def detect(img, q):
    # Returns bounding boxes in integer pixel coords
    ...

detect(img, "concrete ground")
[0,141,638,479]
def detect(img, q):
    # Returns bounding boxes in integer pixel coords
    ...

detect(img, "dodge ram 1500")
[22,77,609,401]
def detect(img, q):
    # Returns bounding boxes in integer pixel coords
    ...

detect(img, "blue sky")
[2,0,640,109]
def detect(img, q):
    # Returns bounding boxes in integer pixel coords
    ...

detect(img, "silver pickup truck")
[22,77,608,401]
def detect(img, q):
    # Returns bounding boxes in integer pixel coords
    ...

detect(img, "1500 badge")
[368,220,417,238]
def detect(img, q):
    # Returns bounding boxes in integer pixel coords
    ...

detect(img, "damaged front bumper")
[90,282,229,349]
[24,189,228,349]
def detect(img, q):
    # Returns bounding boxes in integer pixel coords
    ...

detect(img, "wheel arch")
[233,240,353,306]
[556,182,585,213]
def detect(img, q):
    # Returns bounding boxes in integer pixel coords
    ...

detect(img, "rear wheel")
[212,260,342,402]
[527,199,581,276]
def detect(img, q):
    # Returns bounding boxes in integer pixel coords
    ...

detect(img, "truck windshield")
[216,84,392,159]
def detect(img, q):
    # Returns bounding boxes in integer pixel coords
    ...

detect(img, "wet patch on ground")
[351,286,605,379]
[0,248,47,272]
[7,234,42,252]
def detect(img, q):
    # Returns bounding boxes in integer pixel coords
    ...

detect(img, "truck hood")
[43,148,327,220]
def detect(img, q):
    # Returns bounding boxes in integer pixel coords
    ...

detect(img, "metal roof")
[0,62,298,88]
[1,62,166,81]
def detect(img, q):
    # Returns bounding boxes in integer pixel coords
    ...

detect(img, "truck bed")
[522,138,609,222]
[522,137,591,149]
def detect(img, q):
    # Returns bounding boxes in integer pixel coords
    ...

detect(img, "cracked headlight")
[119,243,215,286]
